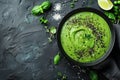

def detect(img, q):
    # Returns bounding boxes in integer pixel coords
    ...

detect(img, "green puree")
[60,12,111,63]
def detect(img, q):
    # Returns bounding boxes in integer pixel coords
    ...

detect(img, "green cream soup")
[60,12,111,63]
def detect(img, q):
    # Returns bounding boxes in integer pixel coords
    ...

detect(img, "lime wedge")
[98,0,113,10]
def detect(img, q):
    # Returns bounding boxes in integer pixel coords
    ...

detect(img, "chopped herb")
[73,0,78,2]
[89,0,94,5]
[39,17,48,24]
[85,34,92,40]
[46,29,49,32]
[46,26,56,43]
[49,26,57,34]
[70,2,74,5]
[57,72,62,77]
[44,26,49,32]
[54,53,61,65]
[70,0,78,8]
[62,74,67,80]
[70,4,75,8]
[89,71,98,80]
[57,72,67,80]
[50,33,54,39]
[104,12,115,20]
[44,26,48,29]
[48,37,52,42]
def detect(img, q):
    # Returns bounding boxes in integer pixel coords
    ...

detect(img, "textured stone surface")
[0,0,120,80]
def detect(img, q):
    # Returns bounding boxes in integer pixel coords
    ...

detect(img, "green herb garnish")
[70,0,78,8]
[54,53,61,65]
[73,0,78,2]
[104,12,116,20]
[57,72,67,80]
[31,6,43,15]
[70,3,75,8]
[39,17,48,24]
[57,72,62,77]
[41,1,52,10]
[31,1,51,15]
[62,74,67,80]
[49,26,57,34]
[48,37,52,43]
[89,71,98,80]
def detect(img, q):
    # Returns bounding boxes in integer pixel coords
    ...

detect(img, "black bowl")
[57,8,115,67]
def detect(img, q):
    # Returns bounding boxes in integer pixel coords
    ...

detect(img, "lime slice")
[98,0,113,10]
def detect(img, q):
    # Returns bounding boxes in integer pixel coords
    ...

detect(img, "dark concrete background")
[0,0,120,80]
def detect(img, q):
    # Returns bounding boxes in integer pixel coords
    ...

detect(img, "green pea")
[114,1,118,5]
[118,1,120,4]
[54,53,61,65]
[114,1,120,5]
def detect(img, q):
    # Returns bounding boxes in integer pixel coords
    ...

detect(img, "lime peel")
[98,0,113,10]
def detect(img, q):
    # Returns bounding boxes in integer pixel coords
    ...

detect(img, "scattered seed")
[54,3,62,11]
[52,13,62,21]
